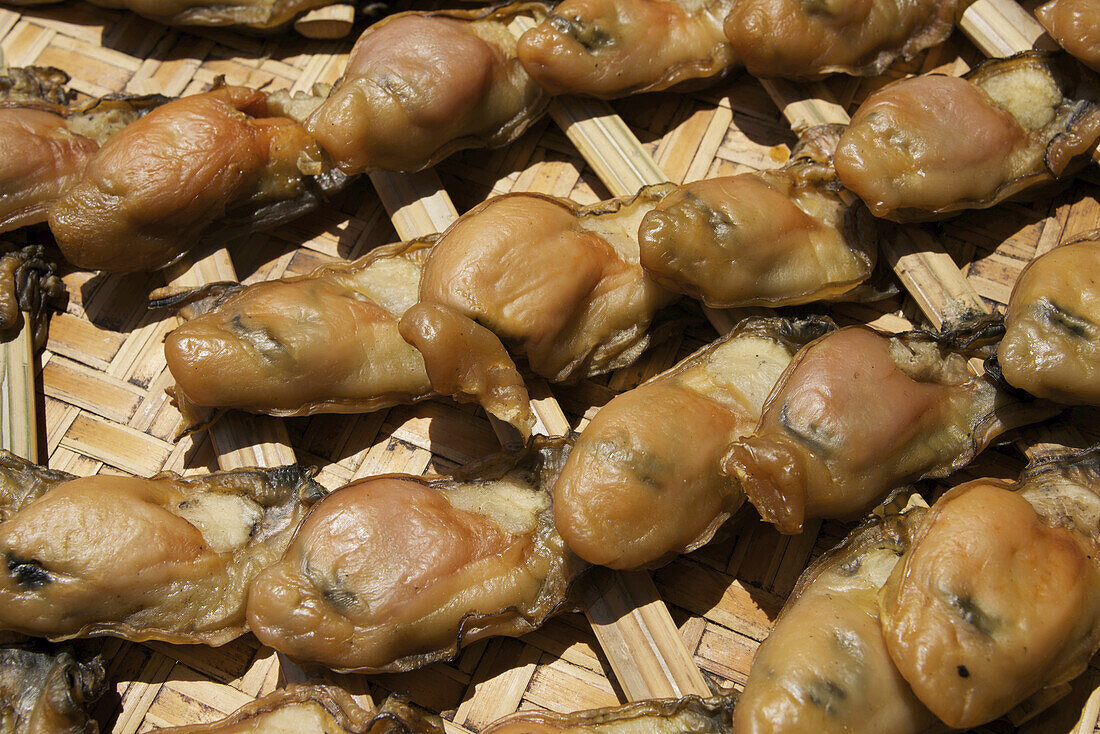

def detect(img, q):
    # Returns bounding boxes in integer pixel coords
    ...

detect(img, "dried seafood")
[0,243,67,350]
[638,126,877,308]
[998,234,1100,405]
[736,502,938,733]
[413,187,676,385]
[1037,0,1100,72]
[835,52,1100,221]
[723,325,1056,534]
[157,686,443,734]
[482,694,735,732]
[724,0,956,79]
[553,316,833,569]
[307,4,549,175]
[515,0,737,98]
[247,440,585,673]
[0,451,323,645]
[880,446,1100,728]
[161,238,435,431]
[51,85,345,273]
[0,640,107,734]
[1,0,365,34]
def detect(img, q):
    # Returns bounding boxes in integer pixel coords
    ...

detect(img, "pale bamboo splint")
[0,325,36,461]
[368,164,707,702]
[960,0,1057,57]
[293,4,355,39]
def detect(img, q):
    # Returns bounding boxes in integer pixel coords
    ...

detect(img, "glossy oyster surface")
[736,506,938,734]
[880,447,1100,728]
[0,641,107,734]
[724,0,956,79]
[554,316,833,569]
[482,694,735,733]
[1037,0,1100,72]
[162,238,434,428]
[307,5,548,175]
[157,686,443,734]
[723,325,1055,534]
[50,85,339,273]
[0,451,323,645]
[417,187,676,384]
[638,129,876,307]
[835,52,1100,221]
[247,440,585,673]
[998,235,1100,405]
[516,0,737,98]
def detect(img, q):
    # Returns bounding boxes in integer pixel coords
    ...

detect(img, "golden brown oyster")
[50,85,344,273]
[723,325,1056,534]
[723,0,956,79]
[0,243,67,350]
[736,503,939,734]
[554,316,833,569]
[0,641,107,734]
[638,128,876,308]
[0,0,360,33]
[516,0,737,98]
[482,694,735,733]
[161,239,434,431]
[157,686,443,734]
[247,440,585,673]
[880,447,1100,728]
[307,5,548,175]
[997,235,1100,405]
[1037,0,1100,72]
[835,52,1100,221]
[0,450,323,645]
[416,187,677,385]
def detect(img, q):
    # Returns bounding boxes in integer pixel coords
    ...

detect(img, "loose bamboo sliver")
[0,324,37,462]
[959,0,1057,58]
[293,4,355,39]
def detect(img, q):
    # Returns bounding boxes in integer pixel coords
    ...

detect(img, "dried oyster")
[0,640,107,734]
[307,4,549,175]
[724,0,957,79]
[0,450,323,645]
[415,186,676,385]
[247,439,586,673]
[736,503,939,733]
[50,85,344,273]
[638,127,877,308]
[835,52,1100,221]
[161,238,434,431]
[1,0,363,33]
[723,325,1057,534]
[157,686,443,734]
[482,694,735,732]
[997,234,1100,405]
[1036,0,1100,72]
[554,316,833,569]
[0,243,67,350]
[516,0,737,98]
[880,446,1100,728]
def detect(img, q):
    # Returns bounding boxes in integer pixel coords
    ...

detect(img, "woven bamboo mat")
[5,2,1100,731]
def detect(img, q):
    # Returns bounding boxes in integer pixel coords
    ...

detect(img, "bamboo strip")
[958,0,1056,58]
[0,324,36,461]
[578,569,711,700]
[293,4,355,39]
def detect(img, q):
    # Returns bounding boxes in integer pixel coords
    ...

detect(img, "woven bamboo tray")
[4,2,1100,731]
